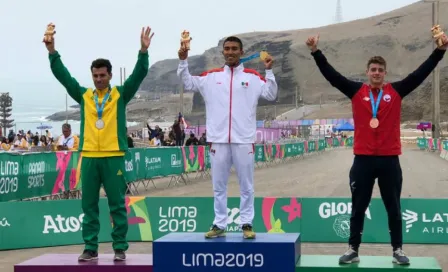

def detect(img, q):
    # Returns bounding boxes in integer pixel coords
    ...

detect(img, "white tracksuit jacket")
[177,60,278,143]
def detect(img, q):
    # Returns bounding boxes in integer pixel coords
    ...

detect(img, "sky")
[1,0,421,112]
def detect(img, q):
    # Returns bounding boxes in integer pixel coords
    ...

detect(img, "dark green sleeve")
[48,51,85,103]
[122,51,149,104]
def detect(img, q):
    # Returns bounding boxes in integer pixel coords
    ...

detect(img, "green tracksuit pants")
[81,156,128,252]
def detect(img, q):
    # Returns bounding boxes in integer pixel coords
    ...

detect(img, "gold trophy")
[431,25,445,47]
[43,23,56,43]
[181,30,192,50]
[260,50,272,61]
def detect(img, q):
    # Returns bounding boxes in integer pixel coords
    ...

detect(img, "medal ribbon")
[240,52,260,63]
[94,90,111,120]
[369,89,383,119]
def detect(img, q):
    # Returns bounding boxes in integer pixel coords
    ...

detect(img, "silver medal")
[95,119,105,130]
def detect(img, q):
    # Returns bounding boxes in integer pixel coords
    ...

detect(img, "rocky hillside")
[138,1,448,121]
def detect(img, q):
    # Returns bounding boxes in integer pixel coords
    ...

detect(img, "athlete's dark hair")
[91,58,112,74]
[367,56,387,70]
[223,36,243,50]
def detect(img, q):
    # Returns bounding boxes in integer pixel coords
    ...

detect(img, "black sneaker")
[114,250,126,261]
[78,250,98,262]
[393,248,410,265]
[242,224,256,239]
[339,247,360,264]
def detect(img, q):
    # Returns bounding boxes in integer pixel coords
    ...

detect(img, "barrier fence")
[416,137,447,156]
[415,136,448,179]
[0,137,354,203]
[0,196,444,251]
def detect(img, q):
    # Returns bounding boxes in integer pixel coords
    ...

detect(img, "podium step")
[296,255,442,271]
[14,254,153,272]
[153,232,301,272]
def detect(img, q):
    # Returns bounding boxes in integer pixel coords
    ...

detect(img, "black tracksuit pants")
[348,155,403,250]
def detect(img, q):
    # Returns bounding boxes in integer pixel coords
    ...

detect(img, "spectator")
[14,133,29,150]
[8,129,14,140]
[149,134,161,147]
[173,119,182,146]
[181,130,186,145]
[32,135,40,147]
[185,133,199,146]
[26,130,33,145]
[127,128,134,148]
[73,134,80,150]
[146,123,162,140]
[56,123,75,151]
[40,135,48,146]
[198,132,207,145]
[1,137,10,151]
[46,129,53,142]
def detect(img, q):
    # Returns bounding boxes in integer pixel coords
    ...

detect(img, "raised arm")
[177,41,206,92]
[392,46,446,98]
[177,60,206,92]
[257,55,278,101]
[306,35,362,99]
[122,51,149,103]
[45,32,84,103]
[260,69,278,101]
[122,27,153,103]
[48,52,84,103]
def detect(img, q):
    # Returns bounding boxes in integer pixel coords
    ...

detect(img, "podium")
[14,254,153,272]
[153,232,301,272]
[296,255,442,271]
[14,233,443,272]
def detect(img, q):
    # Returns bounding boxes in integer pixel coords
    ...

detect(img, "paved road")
[2,146,448,271]
[276,104,323,120]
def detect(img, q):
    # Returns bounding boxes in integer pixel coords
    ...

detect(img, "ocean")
[7,95,139,137]
[11,102,82,136]
[0,78,135,136]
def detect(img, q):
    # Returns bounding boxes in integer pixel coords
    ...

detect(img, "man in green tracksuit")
[44,25,154,262]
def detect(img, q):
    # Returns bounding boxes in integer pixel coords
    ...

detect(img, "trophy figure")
[43,23,56,43]
[260,50,270,61]
[181,30,192,50]
[431,25,445,47]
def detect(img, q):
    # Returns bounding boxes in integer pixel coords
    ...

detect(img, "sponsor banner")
[301,198,448,244]
[0,199,111,250]
[300,198,389,243]
[0,197,301,250]
[1,196,447,250]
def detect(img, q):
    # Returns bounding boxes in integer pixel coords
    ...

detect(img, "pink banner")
[184,126,293,143]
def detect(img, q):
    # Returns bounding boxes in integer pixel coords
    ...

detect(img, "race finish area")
[4,145,448,271]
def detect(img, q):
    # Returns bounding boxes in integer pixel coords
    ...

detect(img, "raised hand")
[43,23,56,54]
[264,55,273,70]
[44,38,56,54]
[437,33,448,50]
[306,34,319,52]
[141,26,154,53]
[178,41,189,60]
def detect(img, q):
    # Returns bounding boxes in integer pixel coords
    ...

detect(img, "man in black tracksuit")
[306,33,447,265]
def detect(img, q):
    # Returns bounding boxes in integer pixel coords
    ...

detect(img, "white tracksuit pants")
[209,143,255,230]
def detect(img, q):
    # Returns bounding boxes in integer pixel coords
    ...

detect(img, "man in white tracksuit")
[177,36,278,239]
